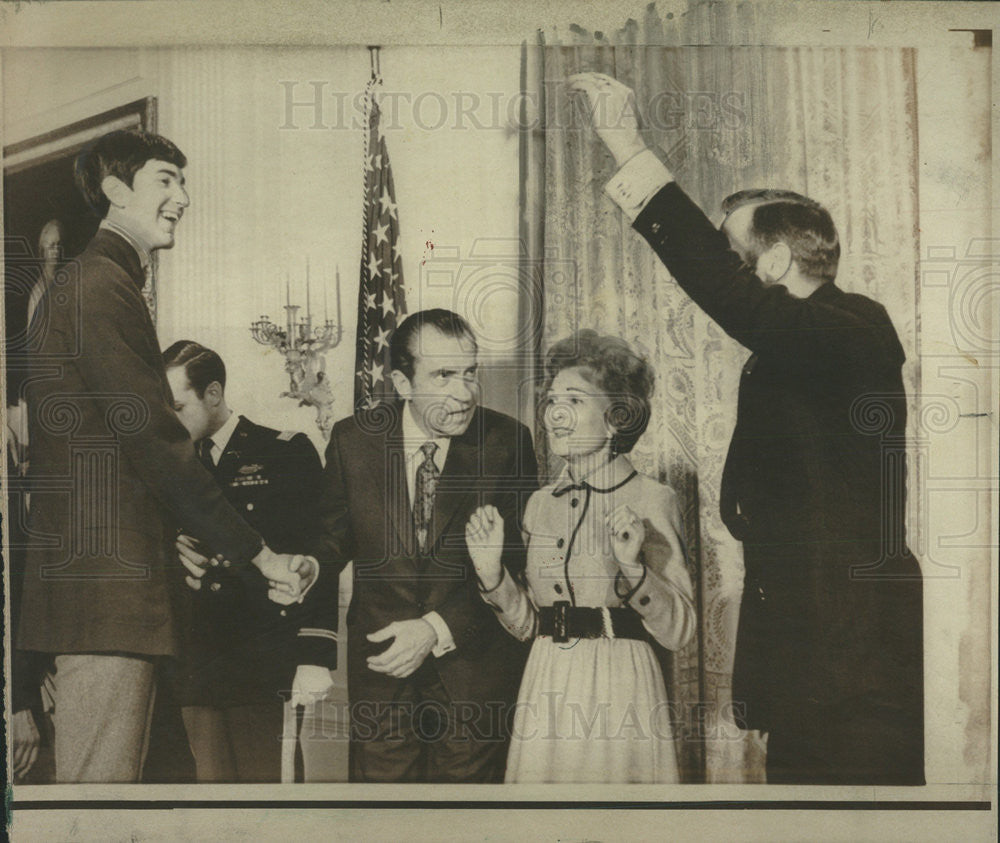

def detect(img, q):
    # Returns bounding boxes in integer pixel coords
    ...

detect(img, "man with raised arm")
[570,73,923,785]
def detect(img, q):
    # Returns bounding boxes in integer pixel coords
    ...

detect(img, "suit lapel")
[426,410,483,553]
[368,404,417,557]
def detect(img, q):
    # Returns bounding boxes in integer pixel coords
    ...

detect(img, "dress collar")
[551,454,638,497]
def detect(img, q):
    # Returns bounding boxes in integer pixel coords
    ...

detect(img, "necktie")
[414,441,439,553]
[197,437,215,470]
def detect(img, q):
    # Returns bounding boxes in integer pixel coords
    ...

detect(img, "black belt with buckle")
[538,602,648,643]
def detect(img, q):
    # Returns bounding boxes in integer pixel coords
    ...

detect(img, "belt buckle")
[600,606,615,639]
[552,600,570,643]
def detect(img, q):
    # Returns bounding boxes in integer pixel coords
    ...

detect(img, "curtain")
[528,3,919,783]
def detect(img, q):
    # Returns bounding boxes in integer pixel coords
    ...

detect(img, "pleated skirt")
[505,635,680,783]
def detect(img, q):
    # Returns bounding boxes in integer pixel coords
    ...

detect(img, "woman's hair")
[544,329,655,455]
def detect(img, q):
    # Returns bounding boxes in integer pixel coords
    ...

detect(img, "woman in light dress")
[466,330,696,783]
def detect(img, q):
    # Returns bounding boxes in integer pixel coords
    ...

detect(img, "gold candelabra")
[250,261,342,437]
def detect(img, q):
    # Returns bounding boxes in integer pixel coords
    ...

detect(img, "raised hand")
[608,503,646,576]
[465,504,504,591]
[567,72,648,167]
[366,619,437,679]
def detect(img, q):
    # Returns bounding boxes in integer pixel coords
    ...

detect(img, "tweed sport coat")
[18,229,263,658]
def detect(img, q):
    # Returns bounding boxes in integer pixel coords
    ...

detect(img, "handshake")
[177,534,319,604]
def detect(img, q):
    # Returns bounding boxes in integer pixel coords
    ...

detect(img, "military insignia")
[239,463,264,475]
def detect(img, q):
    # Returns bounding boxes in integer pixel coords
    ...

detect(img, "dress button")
[571,498,579,508]
[280,609,287,617]
[246,502,254,511]
[210,582,221,592]
[222,559,231,568]
[554,583,563,594]
[556,538,565,548]
[638,595,650,606]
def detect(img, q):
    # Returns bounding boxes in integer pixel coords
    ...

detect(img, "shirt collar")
[99,219,151,271]
[552,453,637,497]
[402,402,450,466]
[207,411,240,458]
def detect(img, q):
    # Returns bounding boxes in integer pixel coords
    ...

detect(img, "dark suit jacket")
[633,184,922,741]
[315,403,538,712]
[173,416,336,707]
[18,229,263,658]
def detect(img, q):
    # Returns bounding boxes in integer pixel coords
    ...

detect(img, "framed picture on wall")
[3,97,157,404]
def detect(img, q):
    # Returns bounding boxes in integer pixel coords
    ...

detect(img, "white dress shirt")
[401,402,457,658]
[201,409,240,466]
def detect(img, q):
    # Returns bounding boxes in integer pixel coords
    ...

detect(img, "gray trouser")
[49,653,156,783]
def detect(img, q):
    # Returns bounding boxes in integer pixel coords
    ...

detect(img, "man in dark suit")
[162,340,336,782]
[16,129,312,783]
[315,309,538,782]
[571,73,923,785]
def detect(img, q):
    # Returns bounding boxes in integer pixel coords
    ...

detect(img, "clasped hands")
[176,534,318,604]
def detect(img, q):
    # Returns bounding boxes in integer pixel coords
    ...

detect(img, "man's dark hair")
[74,129,187,217]
[389,309,477,381]
[162,340,226,398]
[722,188,840,284]
[544,329,654,456]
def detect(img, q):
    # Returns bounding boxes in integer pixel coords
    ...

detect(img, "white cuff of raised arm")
[603,149,674,221]
[423,610,456,657]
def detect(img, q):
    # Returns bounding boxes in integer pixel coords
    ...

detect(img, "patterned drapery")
[531,5,919,783]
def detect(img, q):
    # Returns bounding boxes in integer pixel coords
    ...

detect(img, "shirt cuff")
[603,149,675,222]
[422,610,456,658]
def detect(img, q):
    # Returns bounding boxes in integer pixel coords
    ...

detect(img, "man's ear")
[390,369,412,400]
[760,241,793,282]
[101,175,132,210]
[204,381,224,407]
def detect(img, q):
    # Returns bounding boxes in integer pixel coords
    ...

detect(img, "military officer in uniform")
[163,340,337,782]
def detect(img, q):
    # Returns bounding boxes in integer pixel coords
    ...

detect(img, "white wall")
[915,40,995,791]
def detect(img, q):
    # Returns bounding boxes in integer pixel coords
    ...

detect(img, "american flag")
[355,74,406,412]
